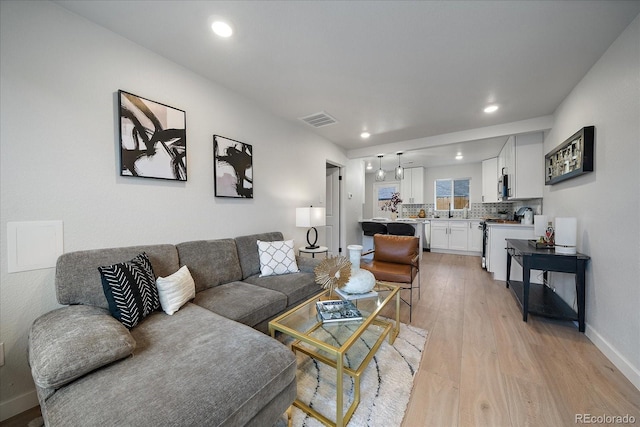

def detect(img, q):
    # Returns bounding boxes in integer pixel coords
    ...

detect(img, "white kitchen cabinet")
[400,167,424,204]
[498,133,543,200]
[430,220,469,251]
[430,220,450,249]
[512,133,544,199]
[448,221,468,250]
[467,220,483,252]
[482,157,499,203]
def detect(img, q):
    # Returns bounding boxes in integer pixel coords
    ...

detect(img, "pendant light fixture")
[375,155,386,182]
[395,152,404,180]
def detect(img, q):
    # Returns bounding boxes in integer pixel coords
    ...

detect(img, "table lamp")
[296,206,326,249]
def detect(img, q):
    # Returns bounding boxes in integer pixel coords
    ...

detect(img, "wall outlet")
[0,342,4,367]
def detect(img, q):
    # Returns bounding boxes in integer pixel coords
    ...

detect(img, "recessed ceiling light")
[211,20,233,38]
[366,162,373,170]
[455,152,463,160]
[484,105,499,113]
[360,131,371,139]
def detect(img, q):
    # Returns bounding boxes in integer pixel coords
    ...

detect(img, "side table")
[505,238,590,332]
[298,246,329,258]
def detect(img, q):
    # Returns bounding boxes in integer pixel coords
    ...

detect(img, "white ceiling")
[55,0,640,170]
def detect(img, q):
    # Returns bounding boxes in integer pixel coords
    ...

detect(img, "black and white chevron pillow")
[99,252,160,329]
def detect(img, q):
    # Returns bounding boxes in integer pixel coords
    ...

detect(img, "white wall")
[424,162,483,206]
[0,1,347,418]
[543,14,640,389]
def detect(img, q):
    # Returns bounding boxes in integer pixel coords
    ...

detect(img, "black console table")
[505,239,590,332]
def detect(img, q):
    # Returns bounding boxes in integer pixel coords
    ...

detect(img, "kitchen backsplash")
[401,199,543,219]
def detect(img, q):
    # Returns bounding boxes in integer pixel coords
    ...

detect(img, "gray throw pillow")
[29,305,136,389]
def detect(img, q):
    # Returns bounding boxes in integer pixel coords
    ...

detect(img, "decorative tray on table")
[528,240,555,249]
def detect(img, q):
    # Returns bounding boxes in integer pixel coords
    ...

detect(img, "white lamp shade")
[555,217,577,254]
[296,207,326,227]
[534,215,548,237]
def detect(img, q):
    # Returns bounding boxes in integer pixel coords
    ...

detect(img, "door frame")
[326,161,344,256]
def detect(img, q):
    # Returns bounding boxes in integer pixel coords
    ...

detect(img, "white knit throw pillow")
[155,265,196,315]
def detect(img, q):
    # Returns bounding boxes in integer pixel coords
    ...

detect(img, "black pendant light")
[395,152,404,180]
[375,155,386,181]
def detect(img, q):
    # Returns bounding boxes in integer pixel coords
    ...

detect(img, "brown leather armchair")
[360,234,420,321]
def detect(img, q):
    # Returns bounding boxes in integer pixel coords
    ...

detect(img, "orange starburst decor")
[314,256,352,294]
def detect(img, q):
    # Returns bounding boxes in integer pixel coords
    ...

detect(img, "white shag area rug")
[281,321,427,427]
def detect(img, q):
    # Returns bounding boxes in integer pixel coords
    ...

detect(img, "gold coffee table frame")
[269,283,400,427]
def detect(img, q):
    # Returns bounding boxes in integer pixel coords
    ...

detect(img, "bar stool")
[362,222,388,236]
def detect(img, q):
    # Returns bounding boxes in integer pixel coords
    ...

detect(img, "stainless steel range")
[480,221,488,268]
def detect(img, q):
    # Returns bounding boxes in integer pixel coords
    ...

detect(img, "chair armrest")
[411,254,420,265]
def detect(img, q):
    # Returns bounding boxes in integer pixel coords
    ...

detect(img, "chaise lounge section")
[28,232,322,426]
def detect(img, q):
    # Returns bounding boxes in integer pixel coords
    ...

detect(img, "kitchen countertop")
[430,217,480,221]
[359,218,426,223]
[486,222,534,227]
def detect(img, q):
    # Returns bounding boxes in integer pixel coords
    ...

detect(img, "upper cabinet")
[482,157,499,203]
[401,167,424,204]
[498,132,544,200]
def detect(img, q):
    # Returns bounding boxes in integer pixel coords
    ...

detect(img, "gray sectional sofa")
[28,232,323,427]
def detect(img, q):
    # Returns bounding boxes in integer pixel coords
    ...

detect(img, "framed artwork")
[372,182,399,218]
[213,135,253,198]
[118,90,187,181]
[545,126,594,185]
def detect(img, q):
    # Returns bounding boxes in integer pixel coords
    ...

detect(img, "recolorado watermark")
[575,413,636,424]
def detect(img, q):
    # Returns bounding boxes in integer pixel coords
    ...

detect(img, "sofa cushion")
[257,239,299,277]
[56,244,179,309]
[156,265,196,315]
[99,252,161,329]
[42,304,296,427]
[235,232,284,279]
[29,305,136,390]
[176,239,242,292]
[244,271,322,307]
[193,281,287,327]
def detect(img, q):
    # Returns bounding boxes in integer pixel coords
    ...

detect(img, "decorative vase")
[418,209,426,218]
[391,211,398,220]
[340,245,376,294]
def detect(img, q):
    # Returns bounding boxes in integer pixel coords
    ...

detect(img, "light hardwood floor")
[398,252,640,427]
[3,252,639,427]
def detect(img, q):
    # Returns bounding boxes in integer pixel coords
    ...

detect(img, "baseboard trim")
[585,324,640,392]
[0,389,39,422]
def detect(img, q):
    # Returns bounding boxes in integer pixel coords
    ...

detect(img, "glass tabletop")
[269,282,399,361]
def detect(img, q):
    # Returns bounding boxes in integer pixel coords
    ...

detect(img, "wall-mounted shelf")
[545,126,594,185]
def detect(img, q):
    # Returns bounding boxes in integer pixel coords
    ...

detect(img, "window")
[435,178,469,210]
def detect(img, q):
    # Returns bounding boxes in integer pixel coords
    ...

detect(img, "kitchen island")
[359,219,425,259]
[485,221,540,282]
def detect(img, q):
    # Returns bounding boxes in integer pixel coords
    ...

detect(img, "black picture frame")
[118,90,187,181]
[213,135,253,198]
[545,126,594,185]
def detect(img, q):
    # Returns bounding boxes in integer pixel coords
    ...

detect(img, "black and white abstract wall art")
[118,90,187,181]
[213,135,253,198]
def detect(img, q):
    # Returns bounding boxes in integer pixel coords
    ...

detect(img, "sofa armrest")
[29,305,136,389]
[295,255,322,274]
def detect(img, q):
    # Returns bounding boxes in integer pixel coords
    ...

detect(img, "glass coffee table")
[268,282,400,427]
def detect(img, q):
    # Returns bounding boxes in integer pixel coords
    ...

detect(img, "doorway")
[325,163,341,257]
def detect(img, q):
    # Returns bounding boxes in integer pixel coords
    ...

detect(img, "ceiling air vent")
[299,111,338,128]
